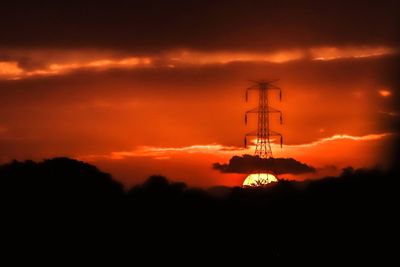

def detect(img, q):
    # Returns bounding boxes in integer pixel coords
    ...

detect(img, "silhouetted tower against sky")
[244,80,283,158]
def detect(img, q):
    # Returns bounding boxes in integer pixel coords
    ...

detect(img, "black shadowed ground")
[0,157,398,263]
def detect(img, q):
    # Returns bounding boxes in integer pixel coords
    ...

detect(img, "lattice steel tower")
[244,80,283,158]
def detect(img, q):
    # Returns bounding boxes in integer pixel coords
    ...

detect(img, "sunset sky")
[1,1,399,187]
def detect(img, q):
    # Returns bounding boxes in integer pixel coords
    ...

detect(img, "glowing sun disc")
[243,173,278,187]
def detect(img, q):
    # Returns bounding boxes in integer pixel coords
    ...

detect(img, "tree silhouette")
[0,157,398,262]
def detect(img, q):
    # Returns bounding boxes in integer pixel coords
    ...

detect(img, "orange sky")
[0,1,399,187]
[1,47,398,187]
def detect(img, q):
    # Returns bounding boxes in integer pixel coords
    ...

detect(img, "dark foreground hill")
[1,157,399,263]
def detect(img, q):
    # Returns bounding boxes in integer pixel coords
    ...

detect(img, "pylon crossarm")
[244,109,259,124]
[268,84,281,90]
[267,85,282,101]
[246,107,281,113]
[267,106,280,113]
[245,131,258,137]
[268,130,282,136]
[245,108,260,114]
[245,87,259,102]
[267,107,283,124]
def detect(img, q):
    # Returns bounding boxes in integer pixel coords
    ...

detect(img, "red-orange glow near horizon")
[0,44,397,187]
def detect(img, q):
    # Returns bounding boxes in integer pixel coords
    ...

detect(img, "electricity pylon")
[244,80,283,158]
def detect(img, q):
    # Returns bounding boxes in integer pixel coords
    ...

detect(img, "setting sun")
[243,173,278,187]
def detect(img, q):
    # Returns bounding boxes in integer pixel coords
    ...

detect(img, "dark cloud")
[213,154,315,174]
[0,0,398,52]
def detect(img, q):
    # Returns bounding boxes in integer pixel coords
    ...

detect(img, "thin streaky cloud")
[77,132,393,161]
[0,46,397,80]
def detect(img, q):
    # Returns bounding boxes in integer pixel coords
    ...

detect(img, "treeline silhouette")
[1,157,398,262]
